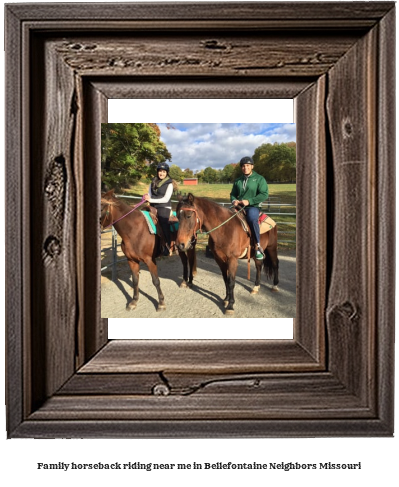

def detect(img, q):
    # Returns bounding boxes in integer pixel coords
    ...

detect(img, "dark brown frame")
[5,2,395,438]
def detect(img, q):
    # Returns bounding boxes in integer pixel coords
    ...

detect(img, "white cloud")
[158,123,296,171]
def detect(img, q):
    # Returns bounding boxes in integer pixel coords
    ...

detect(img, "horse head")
[176,193,200,251]
[100,189,116,230]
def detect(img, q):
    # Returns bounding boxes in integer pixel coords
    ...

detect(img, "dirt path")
[101,250,296,319]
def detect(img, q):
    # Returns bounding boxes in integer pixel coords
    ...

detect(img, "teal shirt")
[230,171,268,207]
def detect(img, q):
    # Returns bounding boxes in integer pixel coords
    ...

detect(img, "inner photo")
[101,118,296,331]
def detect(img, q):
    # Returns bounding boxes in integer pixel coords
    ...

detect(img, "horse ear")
[188,193,195,204]
[104,188,115,198]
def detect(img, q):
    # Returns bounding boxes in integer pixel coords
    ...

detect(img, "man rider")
[230,156,268,260]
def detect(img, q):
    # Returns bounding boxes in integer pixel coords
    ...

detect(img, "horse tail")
[263,249,274,280]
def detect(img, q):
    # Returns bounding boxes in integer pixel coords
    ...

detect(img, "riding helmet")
[157,162,170,172]
[240,156,254,167]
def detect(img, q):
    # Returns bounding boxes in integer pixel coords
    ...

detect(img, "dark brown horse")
[101,189,197,311]
[176,193,279,315]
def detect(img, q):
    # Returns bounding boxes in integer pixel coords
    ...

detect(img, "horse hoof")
[251,285,260,295]
[223,300,229,308]
[225,308,235,315]
[126,303,137,311]
[180,281,188,289]
[157,304,166,312]
[271,286,279,292]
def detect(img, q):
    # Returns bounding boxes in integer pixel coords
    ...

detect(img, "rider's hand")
[241,200,250,206]
[143,194,150,202]
[232,200,239,207]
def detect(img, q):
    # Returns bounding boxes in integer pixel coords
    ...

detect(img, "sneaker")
[255,249,263,260]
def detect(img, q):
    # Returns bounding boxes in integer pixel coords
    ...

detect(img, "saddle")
[141,205,179,255]
[233,205,276,235]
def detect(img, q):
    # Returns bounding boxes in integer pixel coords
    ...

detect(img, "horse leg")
[265,247,279,291]
[251,258,263,295]
[225,258,238,315]
[187,247,197,287]
[146,258,166,311]
[126,260,140,310]
[212,251,229,307]
[178,250,189,288]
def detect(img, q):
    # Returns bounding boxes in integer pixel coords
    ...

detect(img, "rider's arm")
[146,183,173,204]
[230,180,240,203]
[248,177,269,206]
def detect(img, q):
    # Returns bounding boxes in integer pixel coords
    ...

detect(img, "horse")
[175,193,279,315]
[101,189,197,311]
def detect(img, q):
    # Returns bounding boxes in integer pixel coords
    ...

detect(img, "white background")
[1,1,397,487]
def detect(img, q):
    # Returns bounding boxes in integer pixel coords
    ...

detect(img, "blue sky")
[157,123,296,172]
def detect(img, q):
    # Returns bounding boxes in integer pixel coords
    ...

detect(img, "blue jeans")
[245,206,260,246]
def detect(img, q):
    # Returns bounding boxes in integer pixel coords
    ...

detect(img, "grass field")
[120,180,296,206]
[115,180,296,249]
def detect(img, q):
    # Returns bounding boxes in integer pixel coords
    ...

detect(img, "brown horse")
[176,193,279,315]
[101,189,197,311]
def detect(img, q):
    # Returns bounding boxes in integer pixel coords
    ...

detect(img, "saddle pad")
[141,210,157,235]
[169,211,179,233]
[260,215,276,234]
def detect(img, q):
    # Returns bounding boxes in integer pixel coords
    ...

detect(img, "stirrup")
[255,249,264,260]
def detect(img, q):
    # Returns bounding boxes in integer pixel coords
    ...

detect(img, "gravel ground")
[101,249,296,319]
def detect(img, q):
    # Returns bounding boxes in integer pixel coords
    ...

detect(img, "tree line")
[101,123,296,190]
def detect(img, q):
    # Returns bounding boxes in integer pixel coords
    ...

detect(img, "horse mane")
[179,194,232,215]
[100,196,120,207]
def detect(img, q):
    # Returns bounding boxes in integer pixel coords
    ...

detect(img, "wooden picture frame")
[5,2,395,438]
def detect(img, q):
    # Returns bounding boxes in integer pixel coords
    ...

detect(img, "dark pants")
[156,207,171,246]
[245,206,260,246]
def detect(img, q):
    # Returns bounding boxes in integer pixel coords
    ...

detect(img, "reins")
[179,204,246,237]
[101,197,147,229]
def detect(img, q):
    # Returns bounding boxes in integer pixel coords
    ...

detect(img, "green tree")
[195,169,205,183]
[232,162,243,181]
[169,164,184,183]
[254,142,296,183]
[220,163,236,183]
[203,167,219,183]
[183,168,195,179]
[101,123,171,190]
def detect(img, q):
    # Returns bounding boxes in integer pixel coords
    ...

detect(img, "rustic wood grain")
[375,5,396,430]
[5,4,25,437]
[79,340,320,374]
[91,79,311,100]
[6,2,394,22]
[30,36,78,409]
[325,25,377,404]
[295,75,327,363]
[5,2,395,438]
[80,81,109,364]
[14,418,390,439]
[53,33,360,78]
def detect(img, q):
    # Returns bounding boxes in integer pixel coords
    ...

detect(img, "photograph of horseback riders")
[101,122,296,321]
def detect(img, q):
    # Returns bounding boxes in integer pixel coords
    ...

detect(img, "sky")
[156,123,296,172]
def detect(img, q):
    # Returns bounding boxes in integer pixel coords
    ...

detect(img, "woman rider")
[230,156,269,260]
[144,162,174,256]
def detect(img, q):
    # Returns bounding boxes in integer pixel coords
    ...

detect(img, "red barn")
[183,178,198,186]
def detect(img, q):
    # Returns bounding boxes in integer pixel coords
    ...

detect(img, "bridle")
[179,206,202,244]
[100,202,112,230]
[100,197,146,231]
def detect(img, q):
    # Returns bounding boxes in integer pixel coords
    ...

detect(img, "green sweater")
[230,171,269,207]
